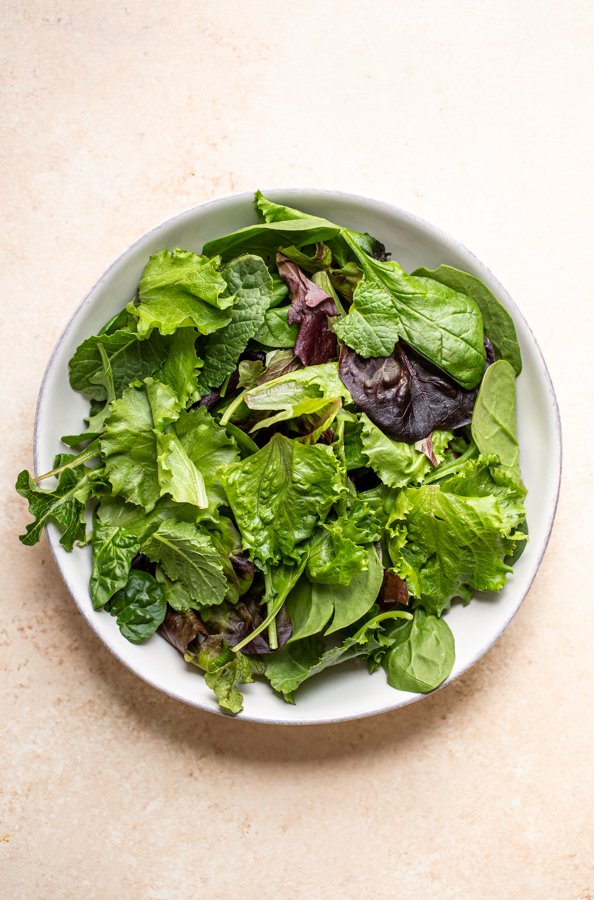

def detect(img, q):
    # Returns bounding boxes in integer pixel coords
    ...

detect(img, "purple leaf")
[277,254,338,366]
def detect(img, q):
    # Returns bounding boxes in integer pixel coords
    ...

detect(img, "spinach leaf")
[106,570,166,643]
[289,545,383,640]
[197,255,275,392]
[471,360,520,472]
[222,433,343,565]
[130,249,233,336]
[253,306,298,348]
[16,454,99,550]
[383,608,455,692]
[89,518,140,610]
[141,519,228,608]
[360,413,453,487]
[413,264,522,374]
[202,193,340,261]
[265,609,411,702]
[334,231,485,389]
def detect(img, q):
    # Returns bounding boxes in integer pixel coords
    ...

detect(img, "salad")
[17,192,527,714]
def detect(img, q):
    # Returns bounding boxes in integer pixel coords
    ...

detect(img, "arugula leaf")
[383,609,455,692]
[184,636,264,714]
[253,306,298,348]
[100,379,180,512]
[360,414,453,488]
[141,519,228,608]
[471,360,520,472]
[130,249,232,337]
[16,455,98,550]
[197,255,275,392]
[106,570,166,643]
[222,433,343,565]
[386,465,524,615]
[334,231,485,389]
[413,264,522,374]
[89,518,140,610]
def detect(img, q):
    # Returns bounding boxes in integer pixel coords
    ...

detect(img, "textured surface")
[2,1,592,897]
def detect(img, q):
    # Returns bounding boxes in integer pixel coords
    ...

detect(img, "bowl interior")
[35,190,561,724]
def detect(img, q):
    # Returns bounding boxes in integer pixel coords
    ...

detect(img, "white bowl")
[34,190,561,724]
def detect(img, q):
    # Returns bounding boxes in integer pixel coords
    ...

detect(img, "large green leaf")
[222,433,343,565]
[130,249,232,336]
[471,360,520,472]
[334,231,485,389]
[413,264,522,374]
[383,609,455,693]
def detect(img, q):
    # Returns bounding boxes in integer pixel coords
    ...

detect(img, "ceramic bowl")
[34,190,561,724]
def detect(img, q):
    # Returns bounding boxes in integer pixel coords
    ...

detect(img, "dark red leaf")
[159,607,207,653]
[379,571,409,608]
[339,342,477,443]
[277,254,338,366]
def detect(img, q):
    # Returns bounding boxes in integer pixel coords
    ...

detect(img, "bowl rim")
[34,188,562,725]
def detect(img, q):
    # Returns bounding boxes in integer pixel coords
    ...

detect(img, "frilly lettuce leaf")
[360,414,453,488]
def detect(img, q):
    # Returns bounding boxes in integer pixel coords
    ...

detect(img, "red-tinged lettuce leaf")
[201,595,292,655]
[159,607,207,653]
[339,342,477,443]
[277,254,338,366]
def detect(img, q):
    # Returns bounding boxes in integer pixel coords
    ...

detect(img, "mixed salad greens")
[16,192,527,714]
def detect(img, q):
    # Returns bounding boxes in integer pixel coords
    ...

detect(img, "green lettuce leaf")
[172,406,239,514]
[89,518,139,609]
[141,519,228,608]
[155,327,202,407]
[16,454,99,550]
[386,459,526,615]
[334,231,485,389]
[100,378,180,512]
[106,570,166,643]
[360,414,453,488]
[130,249,232,337]
[413,264,522,374]
[197,255,275,392]
[305,522,368,586]
[383,609,455,693]
[222,433,343,565]
[156,432,208,508]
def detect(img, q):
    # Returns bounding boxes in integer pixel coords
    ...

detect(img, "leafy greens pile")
[17,192,527,714]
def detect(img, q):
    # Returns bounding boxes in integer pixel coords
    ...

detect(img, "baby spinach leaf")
[339,343,477,443]
[286,579,334,642]
[141,519,228,608]
[197,255,275,392]
[323,544,383,635]
[89,519,140,610]
[413,264,522,374]
[130,249,232,337]
[16,455,99,550]
[253,306,299,348]
[383,608,455,692]
[222,433,343,565]
[360,413,453,488]
[202,194,340,261]
[106,570,166,643]
[334,231,485,389]
[471,360,520,472]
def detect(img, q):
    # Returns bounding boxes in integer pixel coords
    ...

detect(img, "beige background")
[2,2,593,897]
